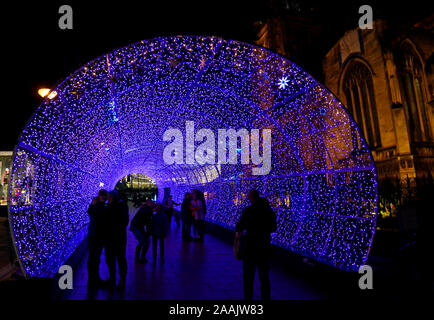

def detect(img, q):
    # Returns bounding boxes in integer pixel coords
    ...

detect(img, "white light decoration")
[8,36,377,277]
[278,76,290,89]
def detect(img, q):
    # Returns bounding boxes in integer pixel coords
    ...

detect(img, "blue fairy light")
[8,36,377,277]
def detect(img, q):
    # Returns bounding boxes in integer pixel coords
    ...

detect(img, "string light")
[9,36,377,277]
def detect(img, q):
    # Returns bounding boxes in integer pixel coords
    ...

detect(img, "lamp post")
[37,88,57,99]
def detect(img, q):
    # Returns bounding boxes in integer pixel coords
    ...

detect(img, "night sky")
[1,0,430,150]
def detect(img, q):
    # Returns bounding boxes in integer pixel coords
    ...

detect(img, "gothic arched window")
[396,42,431,142]
[342,60,381,148]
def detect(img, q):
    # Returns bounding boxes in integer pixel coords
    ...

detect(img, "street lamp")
[38,88,57,99]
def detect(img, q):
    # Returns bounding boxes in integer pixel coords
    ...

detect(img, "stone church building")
[323,18,434,183]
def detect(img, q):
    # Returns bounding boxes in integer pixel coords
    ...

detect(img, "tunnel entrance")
[8,36,377,277]
[115,173,158,204]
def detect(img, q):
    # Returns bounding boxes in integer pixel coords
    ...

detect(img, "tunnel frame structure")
[8,35,378,278]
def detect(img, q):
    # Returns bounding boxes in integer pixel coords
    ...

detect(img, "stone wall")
[323,20,434,182]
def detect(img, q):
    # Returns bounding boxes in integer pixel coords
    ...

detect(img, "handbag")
[233,232,246,260]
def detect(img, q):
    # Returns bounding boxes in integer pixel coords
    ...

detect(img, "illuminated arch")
[8,36,378,277]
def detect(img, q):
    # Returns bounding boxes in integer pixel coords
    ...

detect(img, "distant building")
[254,1,434,184]
[115,173,158,201]
[254,0,328,79]
[322,18,434,183]
[0,151,13,206]
[0,151,15,280]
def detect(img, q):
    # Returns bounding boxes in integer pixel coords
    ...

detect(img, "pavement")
[57,204,326,300]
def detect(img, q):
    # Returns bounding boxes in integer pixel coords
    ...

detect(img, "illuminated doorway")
[115,174,158,205]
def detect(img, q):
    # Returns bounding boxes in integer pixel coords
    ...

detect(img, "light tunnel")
[8,36,378,277]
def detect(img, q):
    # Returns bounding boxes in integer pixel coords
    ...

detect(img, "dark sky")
[1,0,431,150]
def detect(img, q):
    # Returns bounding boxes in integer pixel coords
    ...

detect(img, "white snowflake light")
[278,76,290,89]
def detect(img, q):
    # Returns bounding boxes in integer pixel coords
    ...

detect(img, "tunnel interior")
[8,36,377,277]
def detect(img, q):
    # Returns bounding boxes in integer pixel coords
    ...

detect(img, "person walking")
[105,190,129,290]
[190,190,206,242]
[235,189,277,300]
[130,199,153,263]
[86,189,107,288]
[151,203,169,264]
[181,192,193,242]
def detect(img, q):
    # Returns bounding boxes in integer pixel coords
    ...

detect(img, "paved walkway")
[0,216,15,281]
[59,205,326,300]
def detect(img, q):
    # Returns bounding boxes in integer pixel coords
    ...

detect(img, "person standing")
[163,195,179,229]
[197,190,206,242]
[235,189,277,300]
[86,189,107,288]
[190,190,206,242]
[173,206,181,228]
[105,190,129,290]
[181,192,193,242]
[190,190,202,241]
[151,203,169,264]
[130,199,153,263]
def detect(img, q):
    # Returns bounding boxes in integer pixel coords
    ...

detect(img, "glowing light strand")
[9,36,377,277]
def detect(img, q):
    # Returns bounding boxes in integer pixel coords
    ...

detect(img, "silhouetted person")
[151,203,168,264]
[190,190,202,241]
[105,190,129,290]
[163,195,179,228]
[174,206,181,228]
[181,192,193,242]
[130,200,153,263]
[235,190,277,300]
[86,189,107,288]
[197,190,206,242]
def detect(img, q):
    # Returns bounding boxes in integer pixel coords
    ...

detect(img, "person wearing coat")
[235,189,277,300]
[130,199,153,263]
[151,203,169,263]
[86,189,107,288]
[104,190,129,289]
[181,192,193,242]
